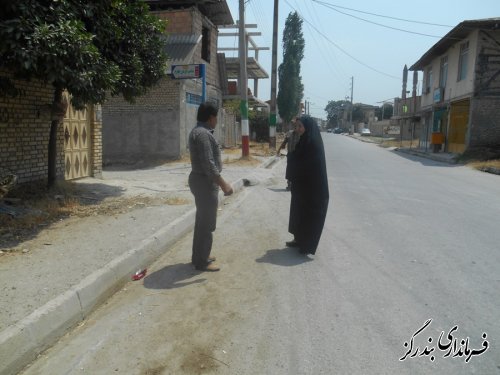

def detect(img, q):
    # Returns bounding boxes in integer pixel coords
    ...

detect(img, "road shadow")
[103,158,189,171]
[70,181,127,201]
[256,248,313,267]
[143,263,207,290]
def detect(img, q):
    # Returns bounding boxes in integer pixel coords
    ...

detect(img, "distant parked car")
[360,128,371,136]
[333,127,344,134]
[326,128,333,133]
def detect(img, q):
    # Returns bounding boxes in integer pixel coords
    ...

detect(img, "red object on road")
[132,268,147,280]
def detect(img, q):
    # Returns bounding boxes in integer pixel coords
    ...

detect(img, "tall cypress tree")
[277,11,304,125]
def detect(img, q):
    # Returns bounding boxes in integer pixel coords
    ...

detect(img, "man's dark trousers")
[189,172,218,268]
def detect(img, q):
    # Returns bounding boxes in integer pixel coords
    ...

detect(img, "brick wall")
[102,79,183,164]
[469,29,500,148]
[470,97,500,148]
[0,70,65,184]
[90,106,103,178]
[0,69,103,184]
[102,6,224,164]
[104,79,181,113]
[156,8,194,34]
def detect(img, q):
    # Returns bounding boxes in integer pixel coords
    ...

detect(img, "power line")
[283,0,400,80]
[313,0,446,38]
[292,0,350,88]
[312,0,454,28]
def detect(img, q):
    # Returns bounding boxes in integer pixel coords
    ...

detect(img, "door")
[63,92,91,180]
[448,99,469,153]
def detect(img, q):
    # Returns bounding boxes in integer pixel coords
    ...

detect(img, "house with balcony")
[410,18,500,154]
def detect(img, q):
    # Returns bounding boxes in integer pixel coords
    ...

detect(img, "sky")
[221,0,500,119]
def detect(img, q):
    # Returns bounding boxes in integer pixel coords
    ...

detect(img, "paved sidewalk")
[394,147,459,164]
[0,152,283,375]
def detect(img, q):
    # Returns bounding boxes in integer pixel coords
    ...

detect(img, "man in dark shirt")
[188,102,233,271]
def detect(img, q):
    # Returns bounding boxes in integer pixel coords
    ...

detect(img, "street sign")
[171,64,201,79]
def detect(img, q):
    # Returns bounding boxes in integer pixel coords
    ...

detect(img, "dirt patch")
[141,365,167,375]
[180,348,221,374]
[0,180,189,250]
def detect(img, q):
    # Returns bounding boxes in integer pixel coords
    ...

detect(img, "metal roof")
[224,57,269,80]
[146,0,234,26]
[410,18,500,70]
[163,34,202,63]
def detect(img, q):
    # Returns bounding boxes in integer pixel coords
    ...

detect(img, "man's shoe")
[286,240,299,247]
[195,262,220,272]
[191,256,216,265]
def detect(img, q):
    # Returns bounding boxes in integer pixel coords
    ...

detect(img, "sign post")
[171,64,206,102]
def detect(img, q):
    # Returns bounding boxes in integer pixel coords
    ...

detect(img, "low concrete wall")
[102,110,180,165]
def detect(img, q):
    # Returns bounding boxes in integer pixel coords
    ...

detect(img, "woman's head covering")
[298,115,322,146]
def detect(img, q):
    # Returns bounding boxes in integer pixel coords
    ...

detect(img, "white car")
[360,128,371,136]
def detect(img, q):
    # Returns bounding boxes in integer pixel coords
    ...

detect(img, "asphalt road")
[20,135,500,374]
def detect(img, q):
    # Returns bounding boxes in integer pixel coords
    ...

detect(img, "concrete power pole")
[239,0,250,157]
[269,0,279,150]
[349,76,354,134]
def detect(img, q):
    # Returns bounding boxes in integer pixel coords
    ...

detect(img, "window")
[457,41,469,81]
[424,67,432,94]
[201,26,211,62]
[439,56,448,88]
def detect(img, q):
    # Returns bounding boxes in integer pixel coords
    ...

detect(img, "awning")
[224,57,269,80]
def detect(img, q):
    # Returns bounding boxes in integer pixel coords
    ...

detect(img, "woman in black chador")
[286,115,329,255]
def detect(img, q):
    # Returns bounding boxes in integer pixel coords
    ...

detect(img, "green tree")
[352,104,364,123]
[325,100,349,128]
[0,0,167,186]
[375,103,394,120]
[277,11,304,124]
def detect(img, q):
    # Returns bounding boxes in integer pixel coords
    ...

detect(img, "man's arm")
[215,175,233,196]
[277,136,289,154]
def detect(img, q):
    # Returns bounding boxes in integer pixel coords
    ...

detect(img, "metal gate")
[448,99,469,154]
[63,93,91,180]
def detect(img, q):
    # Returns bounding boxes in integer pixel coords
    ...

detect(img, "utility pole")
[269,0,279,150]
[349,76,354,134]
[239,0,249,157]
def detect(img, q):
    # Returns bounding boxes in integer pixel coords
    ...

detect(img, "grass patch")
[380,138,420,148]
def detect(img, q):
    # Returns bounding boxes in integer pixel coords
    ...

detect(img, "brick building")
[410,18,500,153]
[0,69,102,184]
[102,1,234,165]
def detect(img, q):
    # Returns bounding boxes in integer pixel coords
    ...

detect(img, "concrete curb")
[0,175,249,375]
[395,148,458,164]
